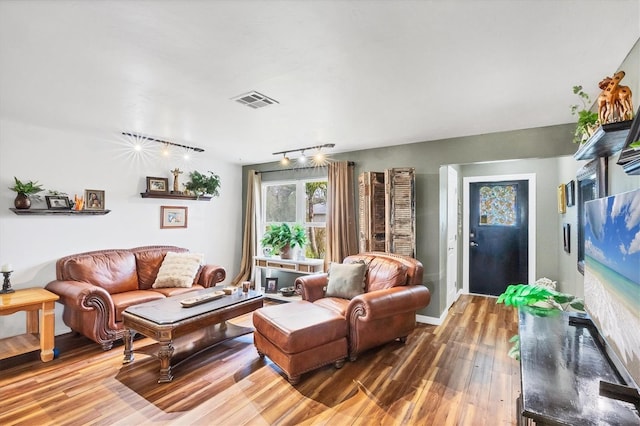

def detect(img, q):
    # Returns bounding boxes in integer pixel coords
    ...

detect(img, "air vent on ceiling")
[232,91,279,109]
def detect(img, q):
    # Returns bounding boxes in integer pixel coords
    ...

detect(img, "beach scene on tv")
[584,188,640,388]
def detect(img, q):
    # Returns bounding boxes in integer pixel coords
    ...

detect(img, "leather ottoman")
[253,300,348,384]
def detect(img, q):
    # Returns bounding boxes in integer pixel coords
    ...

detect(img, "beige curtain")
[232,170,262,285]
[325,161,358,268]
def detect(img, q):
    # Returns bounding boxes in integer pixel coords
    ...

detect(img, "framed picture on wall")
[563,223,571,253]
[565,180,575,207]
[84,189,105,211]
[557,184,566,214]
[265,277,278,294]
[160,206,188,229]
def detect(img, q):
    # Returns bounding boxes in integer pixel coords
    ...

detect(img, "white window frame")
[261,178,327,255]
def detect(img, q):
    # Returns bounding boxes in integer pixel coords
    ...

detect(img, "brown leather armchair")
[295,252,430,361]
[45,246,226,350]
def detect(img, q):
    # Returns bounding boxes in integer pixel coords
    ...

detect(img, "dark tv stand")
[517,309,639,425]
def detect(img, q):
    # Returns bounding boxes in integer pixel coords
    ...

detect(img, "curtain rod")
[256,161,355,174]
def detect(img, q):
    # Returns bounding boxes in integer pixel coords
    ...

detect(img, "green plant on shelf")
[570,85,600,144]
[183,170,221,198]
[9,177,44,198]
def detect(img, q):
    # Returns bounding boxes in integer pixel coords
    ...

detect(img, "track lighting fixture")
[272,143,335,166]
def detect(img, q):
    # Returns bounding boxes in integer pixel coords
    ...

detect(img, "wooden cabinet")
[358,168,416,257]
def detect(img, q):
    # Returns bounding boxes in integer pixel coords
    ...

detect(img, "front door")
[469,180,529,296]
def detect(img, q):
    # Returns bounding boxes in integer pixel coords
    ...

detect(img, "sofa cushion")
[325,262,367,299]
[132,246,188,289]
[63,251,139,295]
[152,251,204,288]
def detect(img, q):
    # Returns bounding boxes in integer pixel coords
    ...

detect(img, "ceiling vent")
[232,91,279,109]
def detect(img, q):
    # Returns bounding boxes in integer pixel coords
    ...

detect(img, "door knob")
[470,242,479,247]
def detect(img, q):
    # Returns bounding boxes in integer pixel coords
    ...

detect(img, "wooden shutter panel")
[358,172,386,252]
[385,167,416,257]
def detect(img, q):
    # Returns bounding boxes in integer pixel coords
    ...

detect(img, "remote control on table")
[180,291,224,307]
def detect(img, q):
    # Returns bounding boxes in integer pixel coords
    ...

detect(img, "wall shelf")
[573,120,632,160]
[140,192,212,201]
[10,208,111,216]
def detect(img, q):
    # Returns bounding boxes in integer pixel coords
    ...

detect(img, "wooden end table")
[0,287,59,362]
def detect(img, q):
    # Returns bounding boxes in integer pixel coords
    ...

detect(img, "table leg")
[39,301,56,362]
[26,310,38,334]
[122,329,135,364]
[158,341,175,383]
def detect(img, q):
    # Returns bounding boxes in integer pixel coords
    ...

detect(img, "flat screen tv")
[584,188,640,394]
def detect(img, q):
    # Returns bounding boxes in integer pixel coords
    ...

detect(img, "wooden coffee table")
[122,287,263,383]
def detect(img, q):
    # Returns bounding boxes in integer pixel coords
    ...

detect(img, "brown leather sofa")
[45,245,226,350]
[295,252,431,361]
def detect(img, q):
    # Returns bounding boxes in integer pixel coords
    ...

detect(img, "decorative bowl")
[280,286,296,297]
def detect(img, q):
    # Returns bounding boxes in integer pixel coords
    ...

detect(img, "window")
[262,179,327,259]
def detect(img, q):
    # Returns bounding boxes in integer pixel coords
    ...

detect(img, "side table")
[0,287,59,362]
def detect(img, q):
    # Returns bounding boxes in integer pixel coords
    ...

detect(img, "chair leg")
[335,358,345,369]
[288,374,301,385]
[398,336,408,344]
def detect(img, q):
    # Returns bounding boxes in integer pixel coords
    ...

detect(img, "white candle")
[1,264,12,272]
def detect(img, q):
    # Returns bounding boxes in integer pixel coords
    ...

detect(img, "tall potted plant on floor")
[260,223,307,259]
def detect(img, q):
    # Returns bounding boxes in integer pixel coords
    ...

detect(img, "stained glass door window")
[478,184,517,226]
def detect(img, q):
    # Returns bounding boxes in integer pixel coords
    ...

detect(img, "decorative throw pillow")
[325,261,367,299]
[152,252,204,288]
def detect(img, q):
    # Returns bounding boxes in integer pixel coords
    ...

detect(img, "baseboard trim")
[416,309,448,326]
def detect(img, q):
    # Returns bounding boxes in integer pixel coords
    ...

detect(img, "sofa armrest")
[295,273,328,302]
[198,264,226,287]
[45,279,115,312]
[347,285,431,322]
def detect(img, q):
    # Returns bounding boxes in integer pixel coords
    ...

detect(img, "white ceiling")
[1,1,639,165]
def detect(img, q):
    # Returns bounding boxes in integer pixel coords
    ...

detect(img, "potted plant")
[260,223,307,259]
[570,85,600,144]
[183,170,221,199]
[9,177,44,209]
[497,281,584,360]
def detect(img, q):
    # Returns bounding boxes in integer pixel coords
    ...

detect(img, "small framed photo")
[45,195,71,210]
[565,180,575,207]
[265,277,278,294]
[161,206,188,229]
[84,189,105,210]
[146,176,169,193]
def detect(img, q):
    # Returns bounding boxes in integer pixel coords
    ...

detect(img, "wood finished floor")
[0,295,520,425]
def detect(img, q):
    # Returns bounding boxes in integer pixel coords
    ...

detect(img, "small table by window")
[0,288,59,362]
[253,256,324,301]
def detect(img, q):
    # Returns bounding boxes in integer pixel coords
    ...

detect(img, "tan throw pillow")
[152,252,204,288]
[325,261,367,299]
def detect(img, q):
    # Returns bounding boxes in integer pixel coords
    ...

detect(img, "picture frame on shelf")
[265,277,278,294]
[557,184,566,214]
[563,223,571,253]
[45,195,71,210]
[565,180,575,207]
[84,189,105,211]
[146,176,169,193]
[160,205,188,229]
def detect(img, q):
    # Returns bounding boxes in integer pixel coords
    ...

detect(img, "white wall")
[0,118,243,338]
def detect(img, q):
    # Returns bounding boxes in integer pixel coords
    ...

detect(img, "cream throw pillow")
[152,252,204,288]
[325,261,367,299]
